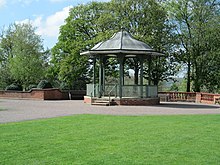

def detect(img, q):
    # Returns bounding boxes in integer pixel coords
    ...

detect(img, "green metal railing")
[108,84,118,106]
[86,84,158,98]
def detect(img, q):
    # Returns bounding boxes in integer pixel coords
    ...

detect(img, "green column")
[122,58,125,85]
[93,57,96,97]
[102,57,106,96]
[98,56,103,98]
[148,56,152,86]
[140,56,144,98]
[119,55,124,98]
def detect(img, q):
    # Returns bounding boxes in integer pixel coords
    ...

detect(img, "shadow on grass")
[158,102,220,109]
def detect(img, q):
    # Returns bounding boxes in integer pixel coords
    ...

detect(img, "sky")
[0,0,108,49]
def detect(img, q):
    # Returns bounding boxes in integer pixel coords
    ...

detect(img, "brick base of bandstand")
[84,96,160,106]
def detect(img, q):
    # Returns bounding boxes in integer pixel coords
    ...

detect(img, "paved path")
[0,99,220,123]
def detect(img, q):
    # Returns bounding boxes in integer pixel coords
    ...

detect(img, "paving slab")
[0,99,220,123]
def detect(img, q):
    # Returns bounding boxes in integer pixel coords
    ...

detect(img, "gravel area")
[0,99,220,123]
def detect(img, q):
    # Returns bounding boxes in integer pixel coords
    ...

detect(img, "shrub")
[5,84,23,91]
[27,84,37,91]
[37,80,53,89]
[59,82,69,90]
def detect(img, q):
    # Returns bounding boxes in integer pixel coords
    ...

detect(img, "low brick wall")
[0,89,86,100]
[84,96,160,106]
[113,98,160,106]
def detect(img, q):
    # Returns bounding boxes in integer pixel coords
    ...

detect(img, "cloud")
[38,6,72,37]
[16,0,35,5]
[0,0,6,7]
[17,5,72,38]
[0,0,39,7]
[49,0,70,2]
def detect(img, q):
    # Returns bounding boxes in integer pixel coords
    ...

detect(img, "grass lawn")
[0,115,220,165]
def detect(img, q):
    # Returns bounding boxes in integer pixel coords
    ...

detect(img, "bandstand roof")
[80,29,164,57]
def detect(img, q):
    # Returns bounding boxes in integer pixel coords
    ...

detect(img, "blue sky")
[0,0,109,49]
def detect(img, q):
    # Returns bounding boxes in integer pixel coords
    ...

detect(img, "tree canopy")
[49,0,179,89]
[0,23,48,90]
[167,0,220,92]
[0,0,219,93]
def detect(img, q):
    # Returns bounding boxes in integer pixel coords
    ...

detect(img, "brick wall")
[84,96,160,106]
[0,89,85,100]
[44,89,63,100]
[114,98,160,106]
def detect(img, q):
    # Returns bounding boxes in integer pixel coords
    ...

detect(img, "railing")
[105,84,118,97]
[86,84,99,97]
[146,86,158,98]
[108,84,117,106]
[87,85,220,104]
[159,92,196,102]
[201,93,220,104]
[201,93,215,101]
[158,92,220,104]
[216,98,220,104]
[86,84,158,98]
[122,85,144,97]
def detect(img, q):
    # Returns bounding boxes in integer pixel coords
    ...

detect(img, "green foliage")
[167,0,220,92]
[0,66,13,90]
[5,84,22,91]
[0,115,220,164]
[37,80,53,89]
[27,84,37,91]
[110,0,179,85]
[49,0,179,89]
[49,2,105,89]
[200,51,220,93]
[178,78,188,92]
[1,0,218,93]
[48,1,121,90]
[0,23,49,90]
[169,83,179,91]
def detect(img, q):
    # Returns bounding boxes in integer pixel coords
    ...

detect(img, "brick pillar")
[196,92,201,103]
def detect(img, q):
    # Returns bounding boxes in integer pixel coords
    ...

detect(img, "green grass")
[0,115,220,165]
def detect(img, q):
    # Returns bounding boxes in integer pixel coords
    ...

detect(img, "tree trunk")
[153,79,159,86]
[194,76,201,92]
[186,61,191,92]
[194,61,201,92]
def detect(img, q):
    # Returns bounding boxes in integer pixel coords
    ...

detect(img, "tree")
[201,51,220,93]
[167,0,220,92]
[51,0,178,89]
[0,23,48,90]
[0,25,15,89]
[50,2,117,89]
[109,0,178,85]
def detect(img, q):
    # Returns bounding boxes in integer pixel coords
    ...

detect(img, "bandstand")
[80,29,164,106]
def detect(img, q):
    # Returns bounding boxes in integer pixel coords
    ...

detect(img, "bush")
[27,84,37,91]
[59,82,69,90]
[37,80,53,89]
[5,84,23,91]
